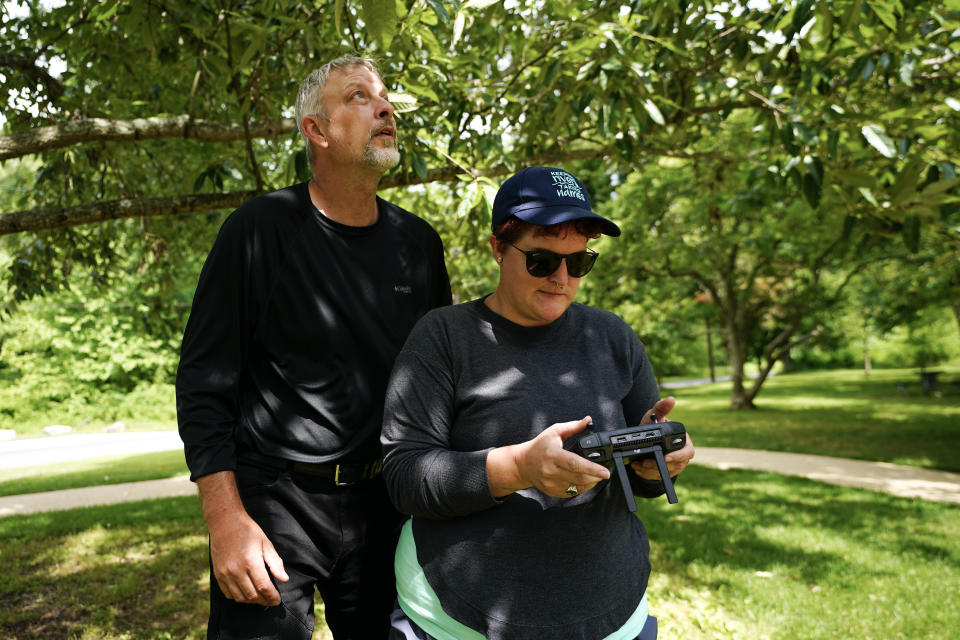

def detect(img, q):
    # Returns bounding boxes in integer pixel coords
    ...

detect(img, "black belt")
[237,450,383,486]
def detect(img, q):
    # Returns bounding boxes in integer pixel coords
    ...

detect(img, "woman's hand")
[486,416,610,498]
[630,434,695,480]
[631,396,695,480]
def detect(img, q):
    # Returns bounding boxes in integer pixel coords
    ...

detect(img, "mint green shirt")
[395,520,650,640]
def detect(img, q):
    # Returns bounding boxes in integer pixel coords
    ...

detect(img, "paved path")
[694,448,960,505]
[2,432,959,517]
[0,430,183,469]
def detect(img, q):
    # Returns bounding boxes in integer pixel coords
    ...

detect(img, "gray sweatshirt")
[382,298,666,640]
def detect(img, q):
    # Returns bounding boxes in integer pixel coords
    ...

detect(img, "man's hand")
[197,471,289,606]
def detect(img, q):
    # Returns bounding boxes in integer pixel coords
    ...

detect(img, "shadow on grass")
[2,468,958,639]
[0,497,210,640]
[642,465,959,581]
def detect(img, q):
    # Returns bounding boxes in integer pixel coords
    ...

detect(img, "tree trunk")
[863,338,872,375]
[952,299,960,341]
[705,316,717,382]
[727,326,756,410]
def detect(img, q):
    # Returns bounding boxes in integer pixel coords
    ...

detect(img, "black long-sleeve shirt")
[176,182,451,481]
[381,299,664,639]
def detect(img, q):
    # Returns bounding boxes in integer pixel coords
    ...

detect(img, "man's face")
[320,65,399,171]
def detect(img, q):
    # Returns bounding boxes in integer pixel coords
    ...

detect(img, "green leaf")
[402,80,440,104]
[792,0,815,33]
[238,39,263,70]
[891,158,925,206]
[902,215,920,253]
[91,0,120,23]
[425,0,450,24]
[842,215,856,241]
[866,0,898,31]
[388,92,419,113]
[452,10,466,46]
[544,58,562,86]
[861,124,897,158]
[642,99,665,126]
[455,181,482,218]
[858,187,880,208]
[463,0,501,8]
[577,60,597,81]
[920,177,960,197]
[802,173,821,208]
[362,0,399,49]
[412,152,427,181]
[834,169,876,189]
[335,0,345,35]
[841,0,864,32]
[899,55,915,86]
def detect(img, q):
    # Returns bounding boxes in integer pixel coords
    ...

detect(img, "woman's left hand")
[630,396,695,480]
[631,434,695,480]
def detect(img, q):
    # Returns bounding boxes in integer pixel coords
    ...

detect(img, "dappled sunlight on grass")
[639,466,960,639]
[647,577,770,639]
[670,369,960,472]
[0,496,338,640]
[0,498,210,639]
[1,467,957,638]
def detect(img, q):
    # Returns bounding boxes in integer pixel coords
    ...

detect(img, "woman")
[381,166,695,640]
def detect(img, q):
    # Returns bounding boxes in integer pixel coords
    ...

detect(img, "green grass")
[2,367,959,638]
[0,468,956,639]
[668,367,960,472]
[642,466,959,639]
[0,449,188,497]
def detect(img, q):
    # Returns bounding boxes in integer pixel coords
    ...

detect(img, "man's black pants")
[207,460,404,640]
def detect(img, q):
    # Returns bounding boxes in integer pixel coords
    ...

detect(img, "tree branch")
[0,53,65,99]
[0,146,619,235]
[0,191,259,235]
[0,116,296,161]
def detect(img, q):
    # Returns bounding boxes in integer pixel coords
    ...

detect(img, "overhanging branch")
[0,146,617,235]
[0,115,296,161]
[0,191,258,235]
[0,53,65,99]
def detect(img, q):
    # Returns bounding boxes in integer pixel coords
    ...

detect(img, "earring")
[497,256,503,264]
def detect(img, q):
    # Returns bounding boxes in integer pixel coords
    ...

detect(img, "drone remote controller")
[564,420,686,510]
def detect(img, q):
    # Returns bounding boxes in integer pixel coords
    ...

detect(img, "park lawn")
[2,367,959,498]
[668,368,960,473]
[0,466,956,639]
[0,449,189,497]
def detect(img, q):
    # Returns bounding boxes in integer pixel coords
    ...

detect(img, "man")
[176,56,451,640]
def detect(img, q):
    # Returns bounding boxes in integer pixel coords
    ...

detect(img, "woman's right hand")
[487,416,610,498]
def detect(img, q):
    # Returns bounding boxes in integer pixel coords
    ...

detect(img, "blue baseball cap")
[491,166,621,237]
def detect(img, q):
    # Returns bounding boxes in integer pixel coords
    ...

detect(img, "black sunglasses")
[508,243,599,278]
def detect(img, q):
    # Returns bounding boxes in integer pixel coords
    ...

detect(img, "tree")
[596,86,947,409]
[1,1,958,405]
[3,2,955,227]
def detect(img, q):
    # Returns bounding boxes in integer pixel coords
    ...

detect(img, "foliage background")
[1,0,959,418]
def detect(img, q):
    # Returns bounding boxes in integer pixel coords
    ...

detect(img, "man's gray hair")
[295,56,382,164]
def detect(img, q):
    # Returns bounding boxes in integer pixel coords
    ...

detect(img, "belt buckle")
[334,464,355,486]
